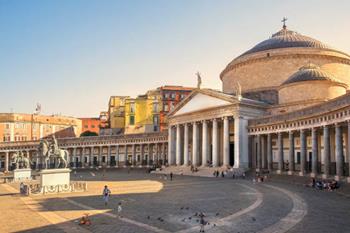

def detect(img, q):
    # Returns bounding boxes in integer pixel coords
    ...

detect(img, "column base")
[334,175,341,181]
[310,173,317,178]
[276,170,282,174]
[299,172,305,176]
[322,174,329,179]
[255,168,261,172]
[107,166,110,168]
[287,171,294,175]
[347,177,350,183]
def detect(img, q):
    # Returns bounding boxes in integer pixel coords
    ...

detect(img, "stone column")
[311,128,319,177]
[223,116,230,167]
[147,144,151,166]
[192,122,199,166]
[162,143,166,165]
[140,144,144,166]
[212,118,219,167]
[107,145,111,167]
[183,123,189,166]
[81,147,85,168]
[176,125,182,166]
[323,125,331,178]
[73,147,77,168]
[277,132,284,173]
[155,143,159,165]
[288,131,295,174]
[335,124,344,179]
[347,122,350,183]
[300,129,306,176]
[116,145,119,167]
[132,144,136,166]
[168,126,175,165]
[234,116,249,169]
[261,135,267,169]
[256,135,261,171]
[36,152,40,170]
[124,145,128,167]
[202,120,208,166]
[5,152,9,172]
[267,134,273,171]
[99,146,103,168]
[89,146,93,168]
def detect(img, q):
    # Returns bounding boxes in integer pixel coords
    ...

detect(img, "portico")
[167,89,266,169]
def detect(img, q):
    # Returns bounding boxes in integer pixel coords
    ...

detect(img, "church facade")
[167,24,350,182]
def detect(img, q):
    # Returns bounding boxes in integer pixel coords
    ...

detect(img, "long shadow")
[15,169,256,233]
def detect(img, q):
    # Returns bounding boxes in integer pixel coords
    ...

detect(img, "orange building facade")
[158,86,194,131]
[79,117,101,135]
[0,113,82,142]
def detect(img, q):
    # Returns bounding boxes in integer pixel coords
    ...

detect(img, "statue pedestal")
[39,168,71,186]
[13,169,32,182]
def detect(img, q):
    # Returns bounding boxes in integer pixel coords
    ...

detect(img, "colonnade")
[253,122,350,180]
[168,116,248,168]
[0,142,167,172]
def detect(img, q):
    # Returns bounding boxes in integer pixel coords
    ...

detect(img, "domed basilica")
[167,22,350,182]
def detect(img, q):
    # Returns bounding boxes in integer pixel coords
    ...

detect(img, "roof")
[282,64,345,85]
[237,27,336,58]
[158,85,194,91]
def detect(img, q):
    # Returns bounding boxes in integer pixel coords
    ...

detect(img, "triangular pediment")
[172,91,234,116]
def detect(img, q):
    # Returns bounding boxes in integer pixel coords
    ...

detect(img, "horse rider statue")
[37,135,69,169]
[11,151,32,169]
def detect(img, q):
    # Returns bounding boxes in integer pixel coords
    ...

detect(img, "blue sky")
[1,0,350,117]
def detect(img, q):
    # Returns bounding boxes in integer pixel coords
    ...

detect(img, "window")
[180,94,184,99]
[130,103,135,113]
[5,124,10,129]
[164,104,169,112]
[153,115,159,125]
[153,103,158,112]
[129,115,135,125]
[171,93,176,99]
[84,125,88,128]
[170,102,175,110]
[91,125,95,128]
[164,93,169,99]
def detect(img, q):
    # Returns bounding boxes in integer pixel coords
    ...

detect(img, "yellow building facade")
[124,89,161,134]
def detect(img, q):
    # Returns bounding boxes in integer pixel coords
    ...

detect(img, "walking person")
[102,185,111,206]
[170,172,173,181]
[199,212,205,232]
[117,202,122,218]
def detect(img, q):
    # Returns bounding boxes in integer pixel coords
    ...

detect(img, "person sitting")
[315,180,323,190]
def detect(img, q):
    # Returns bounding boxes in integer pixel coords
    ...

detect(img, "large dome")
[220,25,350,105]
[238,27,337,58]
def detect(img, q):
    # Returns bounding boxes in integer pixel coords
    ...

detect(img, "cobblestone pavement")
[1,168,350,233]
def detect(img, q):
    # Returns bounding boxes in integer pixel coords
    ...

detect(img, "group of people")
[102,185,123,217]
[190,165,199,173]
[213,170,225,178]
[307,178,340,191]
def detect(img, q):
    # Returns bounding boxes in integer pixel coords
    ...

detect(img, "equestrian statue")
[37,135,69,169]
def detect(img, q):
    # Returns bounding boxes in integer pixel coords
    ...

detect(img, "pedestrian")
[102,185,111,206]
[170,172,173,181]
[242,172,246,179]
[199,212,205,232]
[117,202,122,218]
[221,171,225,178]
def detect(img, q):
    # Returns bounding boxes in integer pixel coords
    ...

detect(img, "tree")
[80,131,98,137]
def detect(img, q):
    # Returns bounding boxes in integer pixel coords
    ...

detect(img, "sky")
[1,0,350,118]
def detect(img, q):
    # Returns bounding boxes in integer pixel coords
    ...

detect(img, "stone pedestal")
[299,172,305,176]
[276,170,282,174]
[39,168,71,187]
[334,175,341,181]
[310,173,316,178]
[287,171,293,175]
[13,169,32,182]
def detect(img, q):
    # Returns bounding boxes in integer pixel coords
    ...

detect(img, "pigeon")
[215,213,220,216]
[180,207,184,210]
[252,217,256,221]
[213,224,216,227]
[185,207,189,210]
[194,212,198,216]
[182,218,186,222]
[188,217,192,220]
[147,216,150,220]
